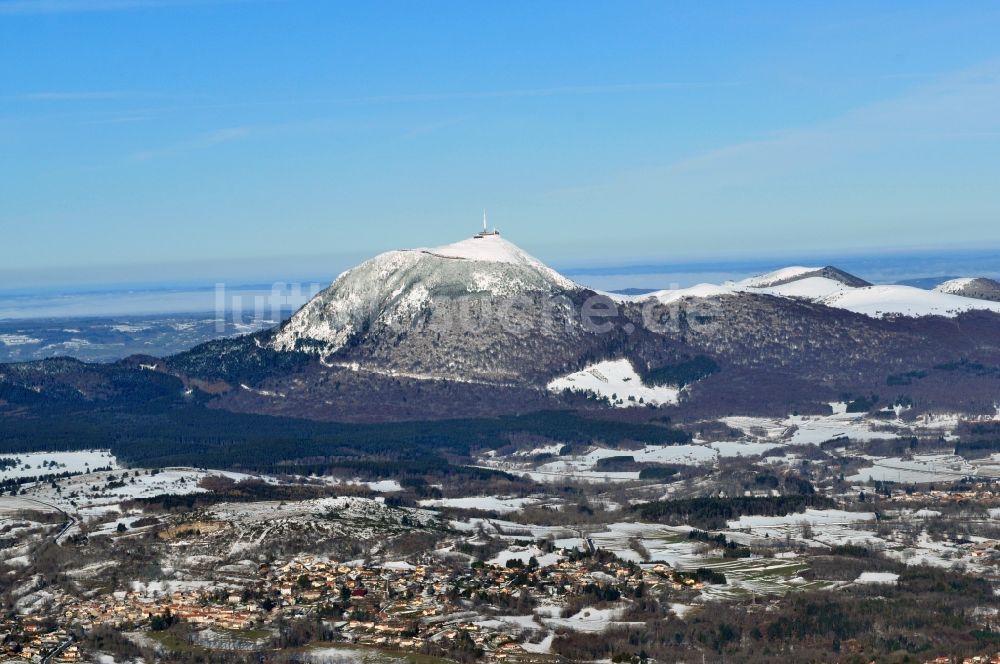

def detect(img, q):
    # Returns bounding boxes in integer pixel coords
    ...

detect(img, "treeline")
[954,439,1000,459]
[687,529,752,558]
[551,564,996,663]
[0,391,689,474]
[166,331,312,385]
[642,355,719,388]
[632,495,835,529]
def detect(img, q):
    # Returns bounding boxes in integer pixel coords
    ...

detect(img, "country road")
[0,495,76,544]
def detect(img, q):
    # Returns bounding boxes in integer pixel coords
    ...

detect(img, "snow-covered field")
[725,509,877,533]
[487,543,564,567]
[541,605,637,633]
[478,404,950,485]
[0,450,118,481]
[546,358,680,406]
[418,496,539,513]
[847,454,982,483]
[724,405,904,447]
[581,522,826,599]
[7,457,259,537]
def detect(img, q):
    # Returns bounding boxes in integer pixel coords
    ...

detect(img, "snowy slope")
[546,359,680,406]
[422,236,571,282]
[755,276,852,300]
[736,265,870,289]
[272,233,579,354]
[817,284,1000,318]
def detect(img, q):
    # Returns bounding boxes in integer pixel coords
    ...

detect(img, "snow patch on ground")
[856,572,899,585]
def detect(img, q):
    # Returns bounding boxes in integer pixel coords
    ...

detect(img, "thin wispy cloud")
[0,0,267,14]
[81,81,744,117]
[347,81,746,105]
[538,58,1000,207]
[670,61,1000,178]
[12,91,131,101]
[1,0,174,13]
[6,80,743,127]
[131,125,253,161]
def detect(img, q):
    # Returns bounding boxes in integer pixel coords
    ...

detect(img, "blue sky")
[3,0,1000,289]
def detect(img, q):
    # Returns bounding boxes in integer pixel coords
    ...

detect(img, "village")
[0,539,723,663]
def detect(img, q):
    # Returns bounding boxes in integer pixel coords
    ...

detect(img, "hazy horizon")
[3,244,1000,320]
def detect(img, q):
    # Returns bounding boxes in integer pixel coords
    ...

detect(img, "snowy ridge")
[273,233,1000,362]
[638,266,1000,319]
[738,266,823,289]
[648,283,736,305]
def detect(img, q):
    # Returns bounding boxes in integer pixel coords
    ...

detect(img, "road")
[0,495,76,544]
[41,636,74,664]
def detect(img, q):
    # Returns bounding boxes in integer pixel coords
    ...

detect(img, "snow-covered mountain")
[275,234,1000,368]
[934,277,1000,302]
[267,236,1000,390]
[272,233,579,356]
[22,236,1000,422]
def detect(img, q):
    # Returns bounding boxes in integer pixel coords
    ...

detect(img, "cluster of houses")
[62,589,258,631]
[886,485,1000,507]
[0,623,78,663]
[2,545,708,662]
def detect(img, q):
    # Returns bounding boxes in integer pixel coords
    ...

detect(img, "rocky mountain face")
[267,234,609,383]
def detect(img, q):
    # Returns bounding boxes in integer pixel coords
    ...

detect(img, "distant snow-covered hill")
[934,277,1000,302]
[629,265,1000,319]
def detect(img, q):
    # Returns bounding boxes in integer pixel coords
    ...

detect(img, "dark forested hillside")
[0,357,690,474]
